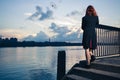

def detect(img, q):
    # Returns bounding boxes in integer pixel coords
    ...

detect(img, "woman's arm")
[81,17,85,30]
[96,16,99,25]
[95,16,99,28]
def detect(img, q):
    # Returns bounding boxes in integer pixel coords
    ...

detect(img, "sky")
[0,0,120,42]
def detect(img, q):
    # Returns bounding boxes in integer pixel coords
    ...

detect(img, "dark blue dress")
[82,15,99,49]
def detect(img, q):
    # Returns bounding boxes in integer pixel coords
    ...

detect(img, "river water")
[0,46,85,80]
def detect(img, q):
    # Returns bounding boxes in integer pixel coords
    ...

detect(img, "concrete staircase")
[62,60,120,80]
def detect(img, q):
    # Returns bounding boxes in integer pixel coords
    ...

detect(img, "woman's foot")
[85,64,91,69]
[90,55,96,62]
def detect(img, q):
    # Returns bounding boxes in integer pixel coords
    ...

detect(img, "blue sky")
[0,0,120,42]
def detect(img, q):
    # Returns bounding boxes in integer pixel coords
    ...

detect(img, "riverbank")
[0,41,82,47]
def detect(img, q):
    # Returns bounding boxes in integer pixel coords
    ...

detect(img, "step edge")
[92,61,120,67]
[67,74,92,80]
[73,67,120,79]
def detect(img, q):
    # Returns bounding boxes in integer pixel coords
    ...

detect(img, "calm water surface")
[0,46,85,80]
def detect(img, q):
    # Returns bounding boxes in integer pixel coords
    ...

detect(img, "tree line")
[0,37,82,47]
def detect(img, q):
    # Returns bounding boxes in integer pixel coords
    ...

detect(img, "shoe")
[84,64,91,69]
[90,55,96,62]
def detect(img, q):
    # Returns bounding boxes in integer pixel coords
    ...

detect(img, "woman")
[81,5,99,68]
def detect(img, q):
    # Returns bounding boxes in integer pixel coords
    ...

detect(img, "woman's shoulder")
[83,16,98,19]
[82,16,85,19]
[83,15,98,17]
[82,16,99,21]
[94,16,98,18]
[82,16,87,20]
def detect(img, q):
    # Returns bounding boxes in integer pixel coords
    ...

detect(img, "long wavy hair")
[85,5,97,16]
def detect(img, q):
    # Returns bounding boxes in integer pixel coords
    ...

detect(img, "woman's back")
[82,16,99,30]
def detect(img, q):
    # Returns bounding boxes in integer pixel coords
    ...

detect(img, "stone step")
[66,74,91,80]
[69,66,120,80]
[91,62,120,73]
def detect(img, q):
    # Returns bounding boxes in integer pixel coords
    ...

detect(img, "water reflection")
[66,48,85,72]
[0,46,85,80]
[30,69,55,80]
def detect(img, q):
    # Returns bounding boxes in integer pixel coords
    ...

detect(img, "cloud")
[49,23,71,41]
[39,8,53,20]
[49,23,82,42]
[23,31,49,42]
[28,6,53,21]
[65,10,84,24]
[23,22,82,42]
[0,35,3,38]
[50,23,71,34]
[65,29,82,41]
[66,10,82,17]
[24,13,33,16]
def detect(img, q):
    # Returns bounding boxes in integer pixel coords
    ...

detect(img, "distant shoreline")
[0,41,82,47]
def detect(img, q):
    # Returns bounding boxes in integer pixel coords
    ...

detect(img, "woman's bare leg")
[89,49,93,56]
[85,49,91,65]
